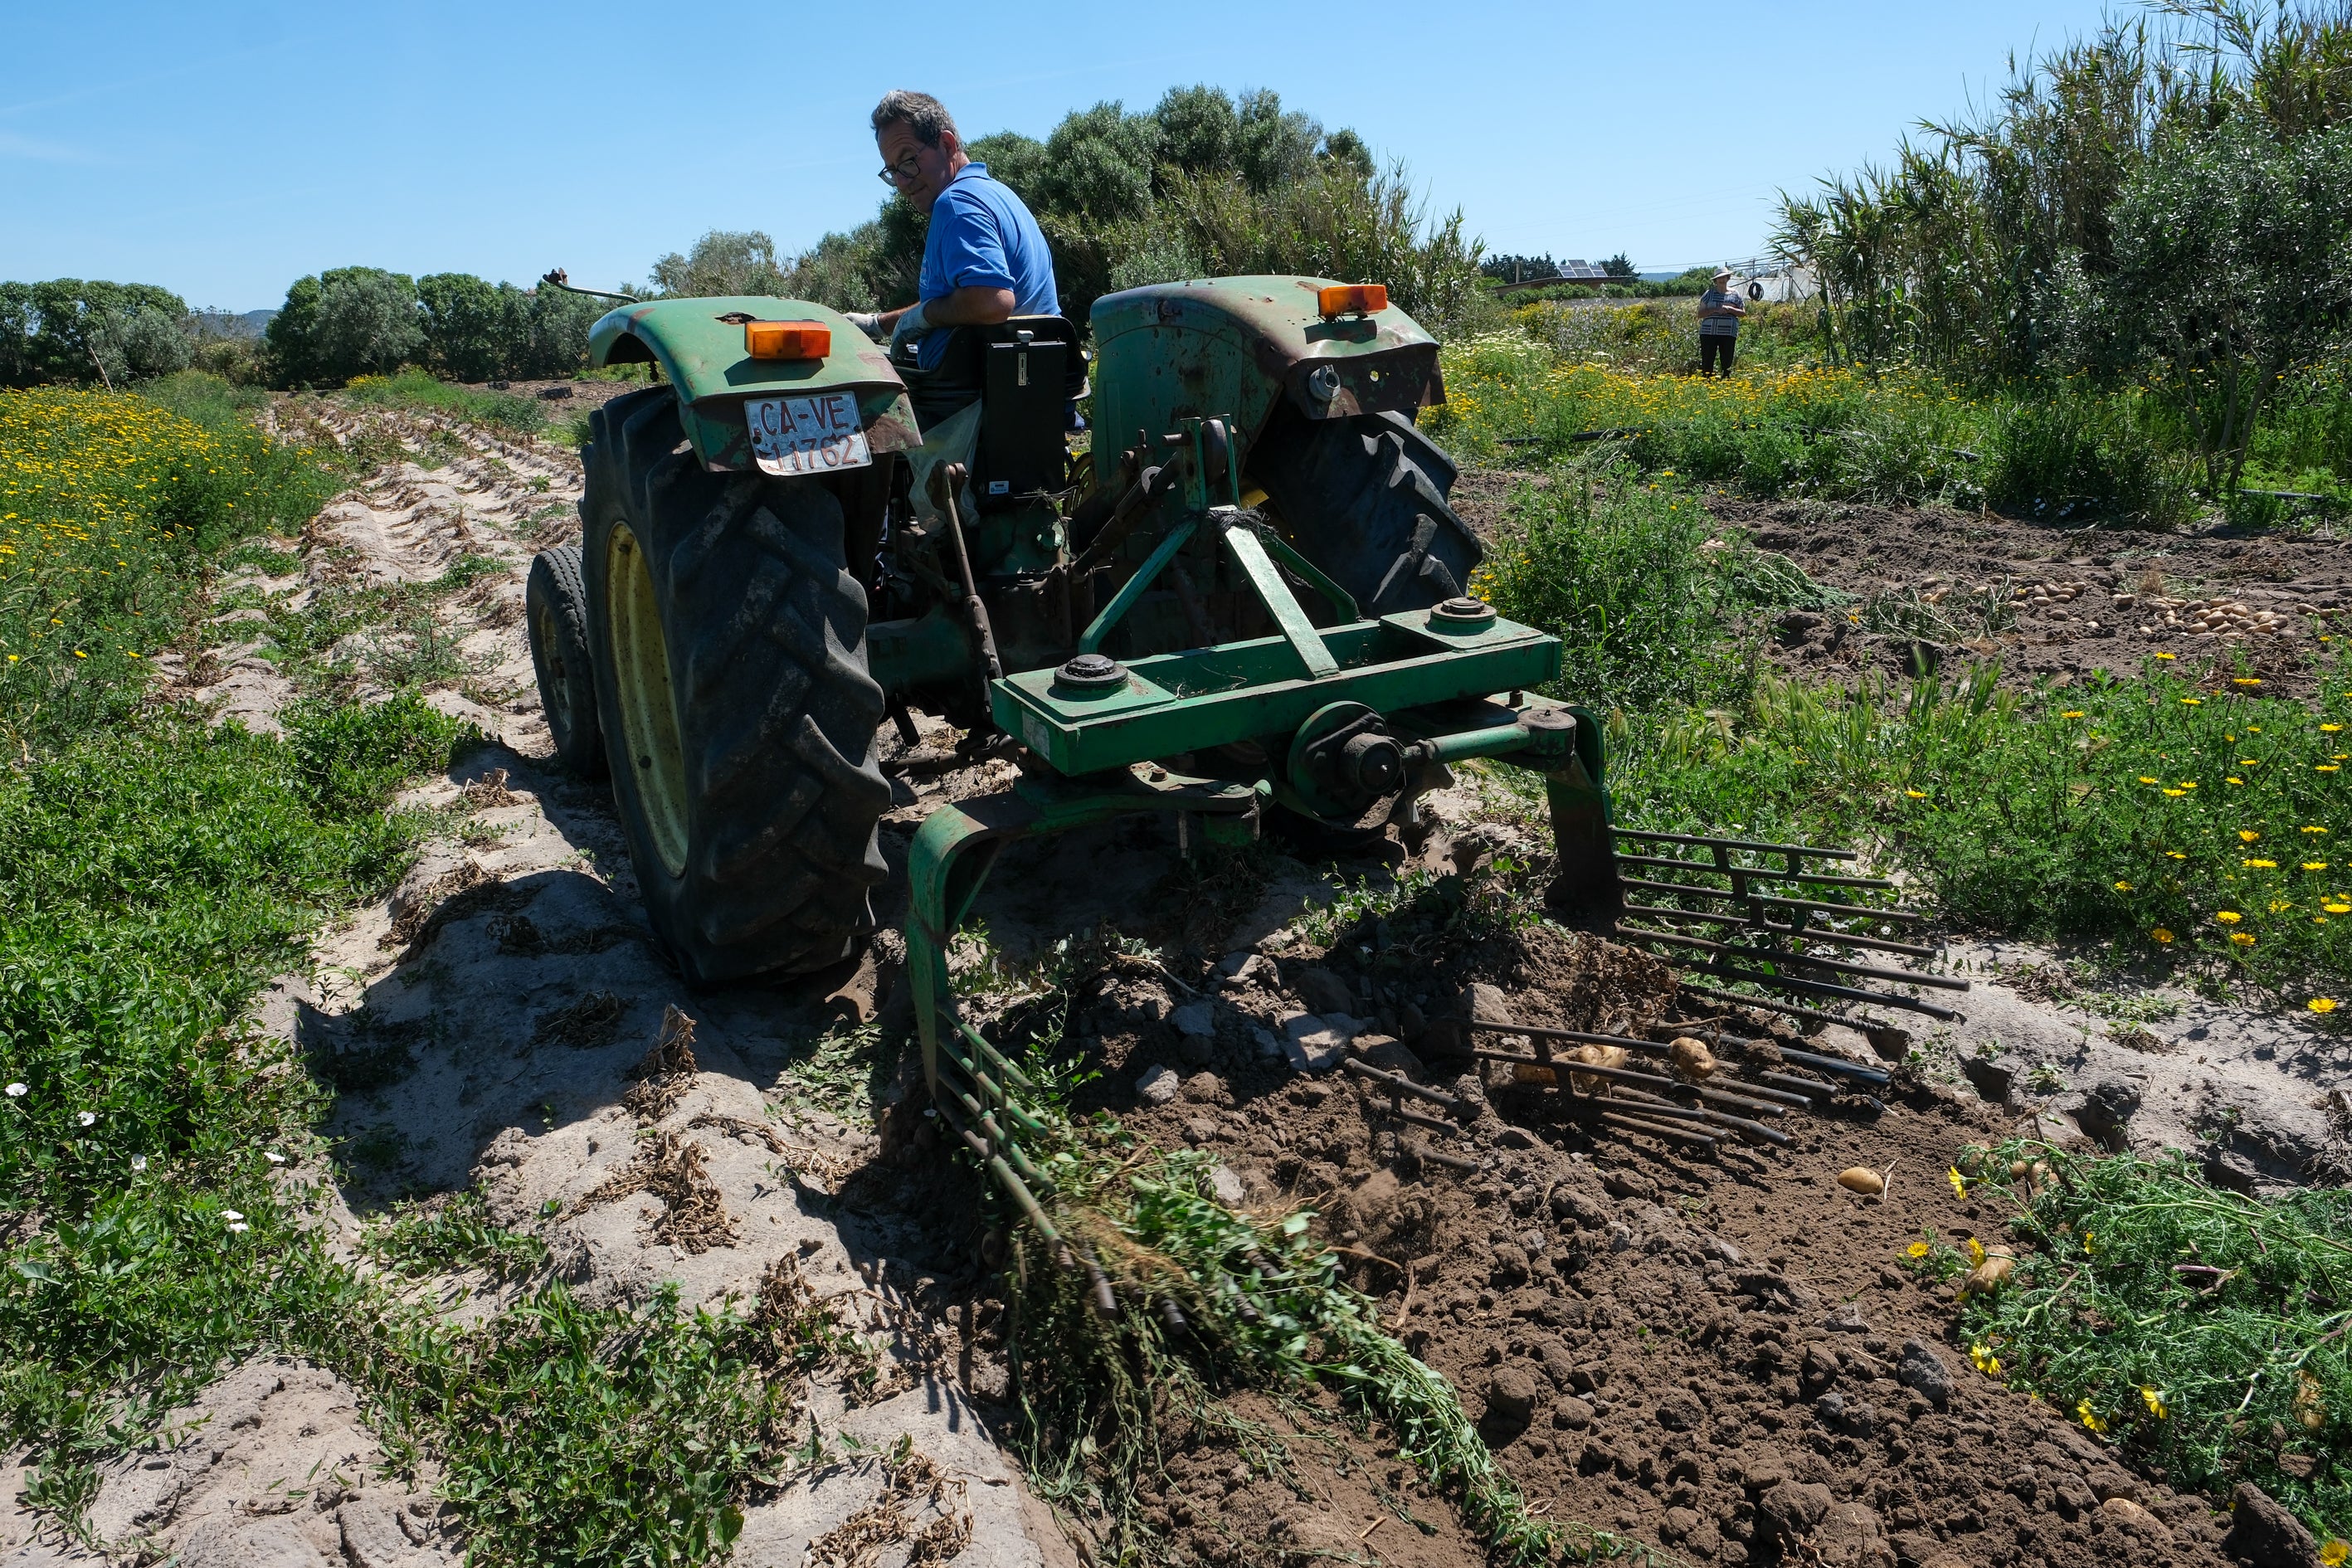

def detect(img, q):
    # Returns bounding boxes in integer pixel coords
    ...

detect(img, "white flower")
[265,1152,286,1164]
[4,1083,24,1098]
[220,1210,245,1223]
[227,1223,251,1234]
[130,1155,148,1172]
[77,1111,96,1127]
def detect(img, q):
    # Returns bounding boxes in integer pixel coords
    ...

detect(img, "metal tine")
[1678,981,1911,1045]
[1617,876,1928,926]
[1460,1020,1814,1108]
[1672,958,1965,1021]
[1619,923,1970,992]
[1613,852,1896,894]
[1613,827,1858,862]
[1619,902,1937,960]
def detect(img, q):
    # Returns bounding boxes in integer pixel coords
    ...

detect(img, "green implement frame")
[900,399,1623,1254]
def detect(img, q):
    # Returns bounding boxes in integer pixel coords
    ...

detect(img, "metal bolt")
[1307,364,1342,402]
[1055,653,1127,689]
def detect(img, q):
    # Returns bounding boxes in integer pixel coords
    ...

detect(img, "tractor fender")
[1087,276,1444,489]
[590,296,921,474]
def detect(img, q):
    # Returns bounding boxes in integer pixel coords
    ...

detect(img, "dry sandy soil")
[5,426,2344,1568]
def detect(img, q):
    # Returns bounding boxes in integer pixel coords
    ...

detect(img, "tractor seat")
[972,317,1083,509]
[897,318,1088,510]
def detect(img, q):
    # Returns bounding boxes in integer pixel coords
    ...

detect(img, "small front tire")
[526,544,605,778]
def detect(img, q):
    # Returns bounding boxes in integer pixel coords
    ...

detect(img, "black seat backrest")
[973,316,1083,509]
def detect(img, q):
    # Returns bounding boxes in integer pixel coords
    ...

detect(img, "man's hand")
[888,299,933,353]
[845,311,884,342]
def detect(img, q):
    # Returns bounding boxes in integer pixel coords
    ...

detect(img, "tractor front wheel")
[580,387,892,986]
[526,544,605,777]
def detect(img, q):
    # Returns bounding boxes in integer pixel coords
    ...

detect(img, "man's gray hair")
[871,90,958,149]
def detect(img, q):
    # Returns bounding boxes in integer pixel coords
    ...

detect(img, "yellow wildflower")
[2142,1386,2169,1419]
[2309,998,2337,1014]
[1948,1166,1967,1198]
[1906,1241,1930,1259]
[2216,910,2243,923]
[2152,928,2175,943]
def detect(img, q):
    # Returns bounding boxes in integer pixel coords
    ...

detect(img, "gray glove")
[845,310,884,342]
[888,299,933,354]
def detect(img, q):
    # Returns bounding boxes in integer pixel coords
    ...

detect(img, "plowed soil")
[1449,472,2352,698]
[1088,914,2247,1568]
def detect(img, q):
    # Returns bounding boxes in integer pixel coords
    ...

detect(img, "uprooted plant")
[937,932,1648,1568]
[1921,1140,2351,1547]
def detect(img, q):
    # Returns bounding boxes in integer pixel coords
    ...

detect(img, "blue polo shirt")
[913,162,1059,371]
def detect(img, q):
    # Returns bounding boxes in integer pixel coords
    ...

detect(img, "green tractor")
[525,275,1616,1201]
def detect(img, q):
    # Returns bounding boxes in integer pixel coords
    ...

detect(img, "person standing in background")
[1697,266,1745,377]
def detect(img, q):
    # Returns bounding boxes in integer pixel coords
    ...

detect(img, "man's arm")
[877,285,1015,331]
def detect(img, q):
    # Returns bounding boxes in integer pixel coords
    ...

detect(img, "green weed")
[1594,661,2352,996]
[1004,1127,1637,1566]
[771,1023,898,1131]
[362,1189,548,1282]
[1469,464,1792,712]
[411,1283,784,1567]
[0,697,470,1517]
[1940,1142,2351,1547]
[338,370,548,438]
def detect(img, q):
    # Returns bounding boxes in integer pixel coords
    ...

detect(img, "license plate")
[743,392,871,477]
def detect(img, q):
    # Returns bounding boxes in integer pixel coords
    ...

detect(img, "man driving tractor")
[848,90,1060,428]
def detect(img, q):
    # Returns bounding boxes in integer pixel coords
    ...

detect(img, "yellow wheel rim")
[606,523,689,878]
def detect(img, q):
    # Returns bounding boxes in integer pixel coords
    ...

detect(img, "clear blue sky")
[2,0,2121,312]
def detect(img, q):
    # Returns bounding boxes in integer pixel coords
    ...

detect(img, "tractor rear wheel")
[526,544,605,778]
[580,387,892,986]
[1250,410,1481,615]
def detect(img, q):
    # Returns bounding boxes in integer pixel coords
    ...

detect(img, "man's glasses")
[876,154,923,187]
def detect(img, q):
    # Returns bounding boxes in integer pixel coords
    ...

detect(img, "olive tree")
[2089,118,2352,491]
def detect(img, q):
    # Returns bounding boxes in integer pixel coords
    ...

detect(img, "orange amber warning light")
[743,320,831,360]
[1316,283,1388,318]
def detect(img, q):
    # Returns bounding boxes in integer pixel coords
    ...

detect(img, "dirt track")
[8,420,2342,1567]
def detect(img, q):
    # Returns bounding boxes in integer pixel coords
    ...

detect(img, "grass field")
[0,377,802,1562]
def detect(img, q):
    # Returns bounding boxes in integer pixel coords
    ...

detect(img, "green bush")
[0,280,192,389]
[1775,2,2352,495]
[1980,379,2189,523]
[1471,466,1765,710]
[269,269,601,387]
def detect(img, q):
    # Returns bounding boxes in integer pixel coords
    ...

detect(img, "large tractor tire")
[526,544,606,778]
[1251,409,1481,615]
[579,387,892,986]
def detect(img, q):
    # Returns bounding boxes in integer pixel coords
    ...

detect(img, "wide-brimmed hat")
[1712,266,1735,279]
